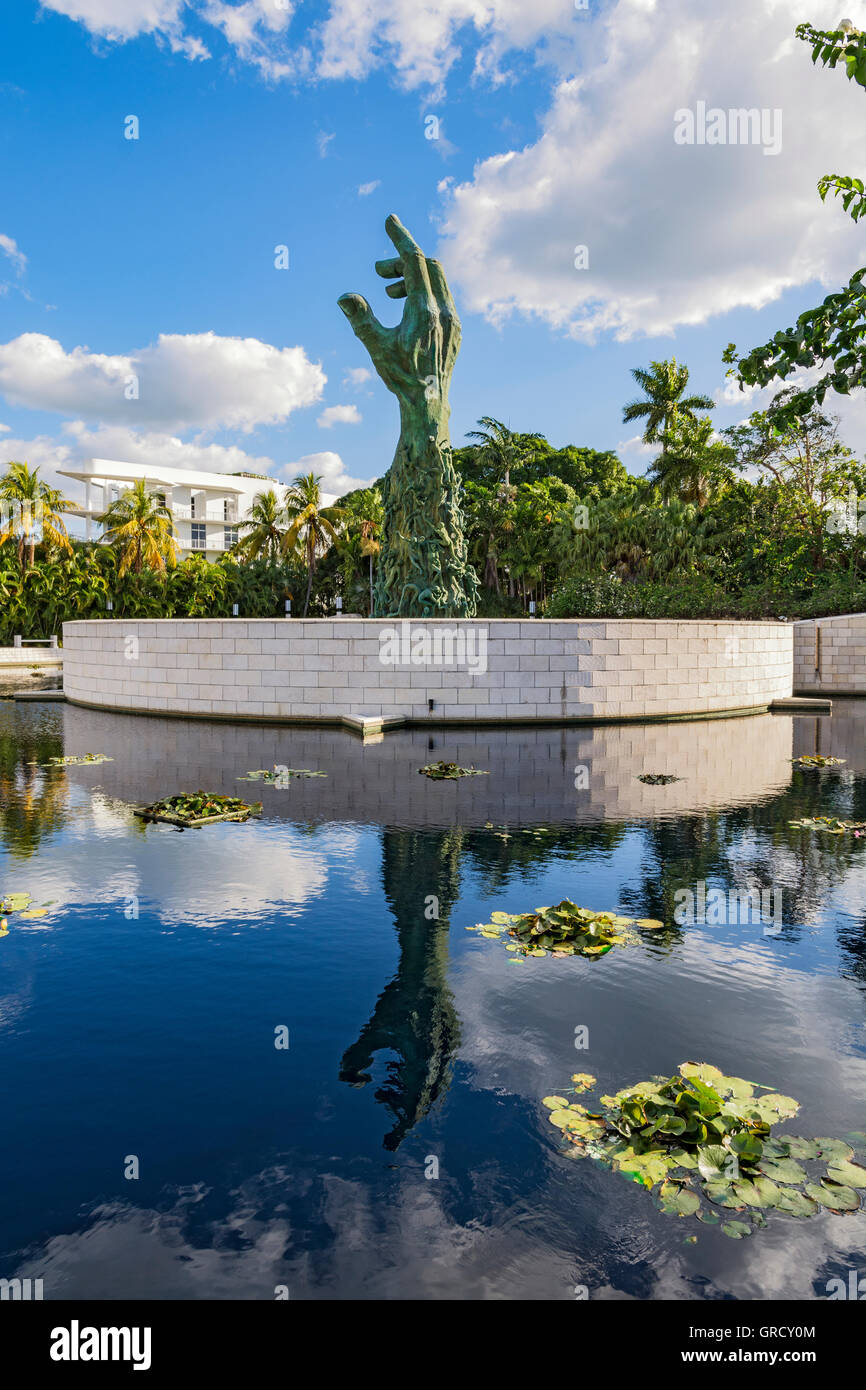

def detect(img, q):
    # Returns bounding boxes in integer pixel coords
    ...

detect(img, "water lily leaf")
[721,1220,753,1239]
[612,1148,673,1188]
[548,1109,576,1129]
[704,1181,744,1209]
[634,918,664,930]
[804,1181,860,1212]
[751,1093,800,1123]
[760,1137,791,1159]
[775,1188,818,1218]
[680,1062,724,1084]
[669,1147,699,1171]
[19,908,48,918]
[697,1144,730,1181]
[696,1207,721,1224]
[758,1156,806,1185]
[815,1137,854,1161]
[656,1114,688,1136]
[783,1136,821,1160]
[657,1181,701,1217]
[2,893,31,911]
[727,1132,764,1164]
[825,1158,866,1189]
[570,1073,596,1092]
[733,1175,781,1209]
[543,1096,570,1110]
[489,911,511,923]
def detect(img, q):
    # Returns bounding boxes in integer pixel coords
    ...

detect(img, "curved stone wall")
[62,618,793,724]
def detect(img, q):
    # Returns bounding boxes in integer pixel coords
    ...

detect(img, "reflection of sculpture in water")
[339,828,464,1150]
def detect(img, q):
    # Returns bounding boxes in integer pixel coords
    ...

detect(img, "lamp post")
[285,598,292,617]
[232,604,239,617]
[335,595,343,616]
[106,599,114,614]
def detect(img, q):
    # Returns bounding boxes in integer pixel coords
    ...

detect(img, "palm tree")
[649,416,734,506]
[234,489,285,562]
[282,472,346,616]
[622,359,714,446]
[358,519,381,616]
[466,417,543,488]
[0,462,74,570]
[99,479,177,576]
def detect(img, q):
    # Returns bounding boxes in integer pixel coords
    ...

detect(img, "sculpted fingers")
[337,293,387,357]
[384,213,431,300]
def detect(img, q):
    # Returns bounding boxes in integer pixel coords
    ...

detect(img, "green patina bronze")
[338,214,479,618]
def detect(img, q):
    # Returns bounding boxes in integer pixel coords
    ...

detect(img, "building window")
[224,526,239,549]
[191,523,207,551]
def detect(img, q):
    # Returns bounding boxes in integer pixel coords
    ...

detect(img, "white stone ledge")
[61,618,794,725]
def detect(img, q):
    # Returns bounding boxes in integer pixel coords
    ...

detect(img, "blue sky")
[3,0,866,518]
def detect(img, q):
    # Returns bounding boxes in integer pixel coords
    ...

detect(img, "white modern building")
[58,459,288,560]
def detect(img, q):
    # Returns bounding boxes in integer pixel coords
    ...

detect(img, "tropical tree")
[0,462,74,570]
[234,489,285,563]
[99,479,178,575]
[465,417,545,488]
[648,416,735,506]
[622,359,714,446]
[559,487,709,583]
[722,394,862,572]
[283,472,346,616]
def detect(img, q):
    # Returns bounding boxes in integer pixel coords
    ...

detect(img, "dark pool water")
[2,689,866,1300]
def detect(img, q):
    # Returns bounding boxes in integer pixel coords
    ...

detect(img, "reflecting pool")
[1,691,865,1299]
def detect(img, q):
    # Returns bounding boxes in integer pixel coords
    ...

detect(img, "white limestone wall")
[61,618,793,723]
[794,613,866,694]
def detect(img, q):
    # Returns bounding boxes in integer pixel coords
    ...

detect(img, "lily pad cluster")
[793,755,845,768]
[467,899,664,959]
[637,774,683,785]
[544,1061,866,1237]
[419,761,488,780]
[237,767,326,782]
[788,815,866,836]
[135,792,262,828]
[0,891,52,932]
[40,754,113,766]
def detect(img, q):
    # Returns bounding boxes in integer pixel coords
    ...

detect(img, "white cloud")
[0,331,326,432]
[317,403,362,428]
[41,0,575,89]
[39,0,209,59]
[358,180,381,197]
[440,0,866,340]
[314,0,570,89]
[0,234,27,276]
[316,131,335,157]
[343,366,372,389]
[278,448,372,500]
[616,434,656,465]
[200,0,306,80]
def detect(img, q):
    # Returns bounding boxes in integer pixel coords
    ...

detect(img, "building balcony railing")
[173,504,238,523]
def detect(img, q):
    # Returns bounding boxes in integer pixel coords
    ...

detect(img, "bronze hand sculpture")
[339,214,478,617]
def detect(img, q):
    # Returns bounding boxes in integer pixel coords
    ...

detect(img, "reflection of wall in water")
[791,701,866,775]
[53,704,796,827]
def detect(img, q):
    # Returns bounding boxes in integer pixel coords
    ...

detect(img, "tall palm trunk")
[303,535,315,617]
